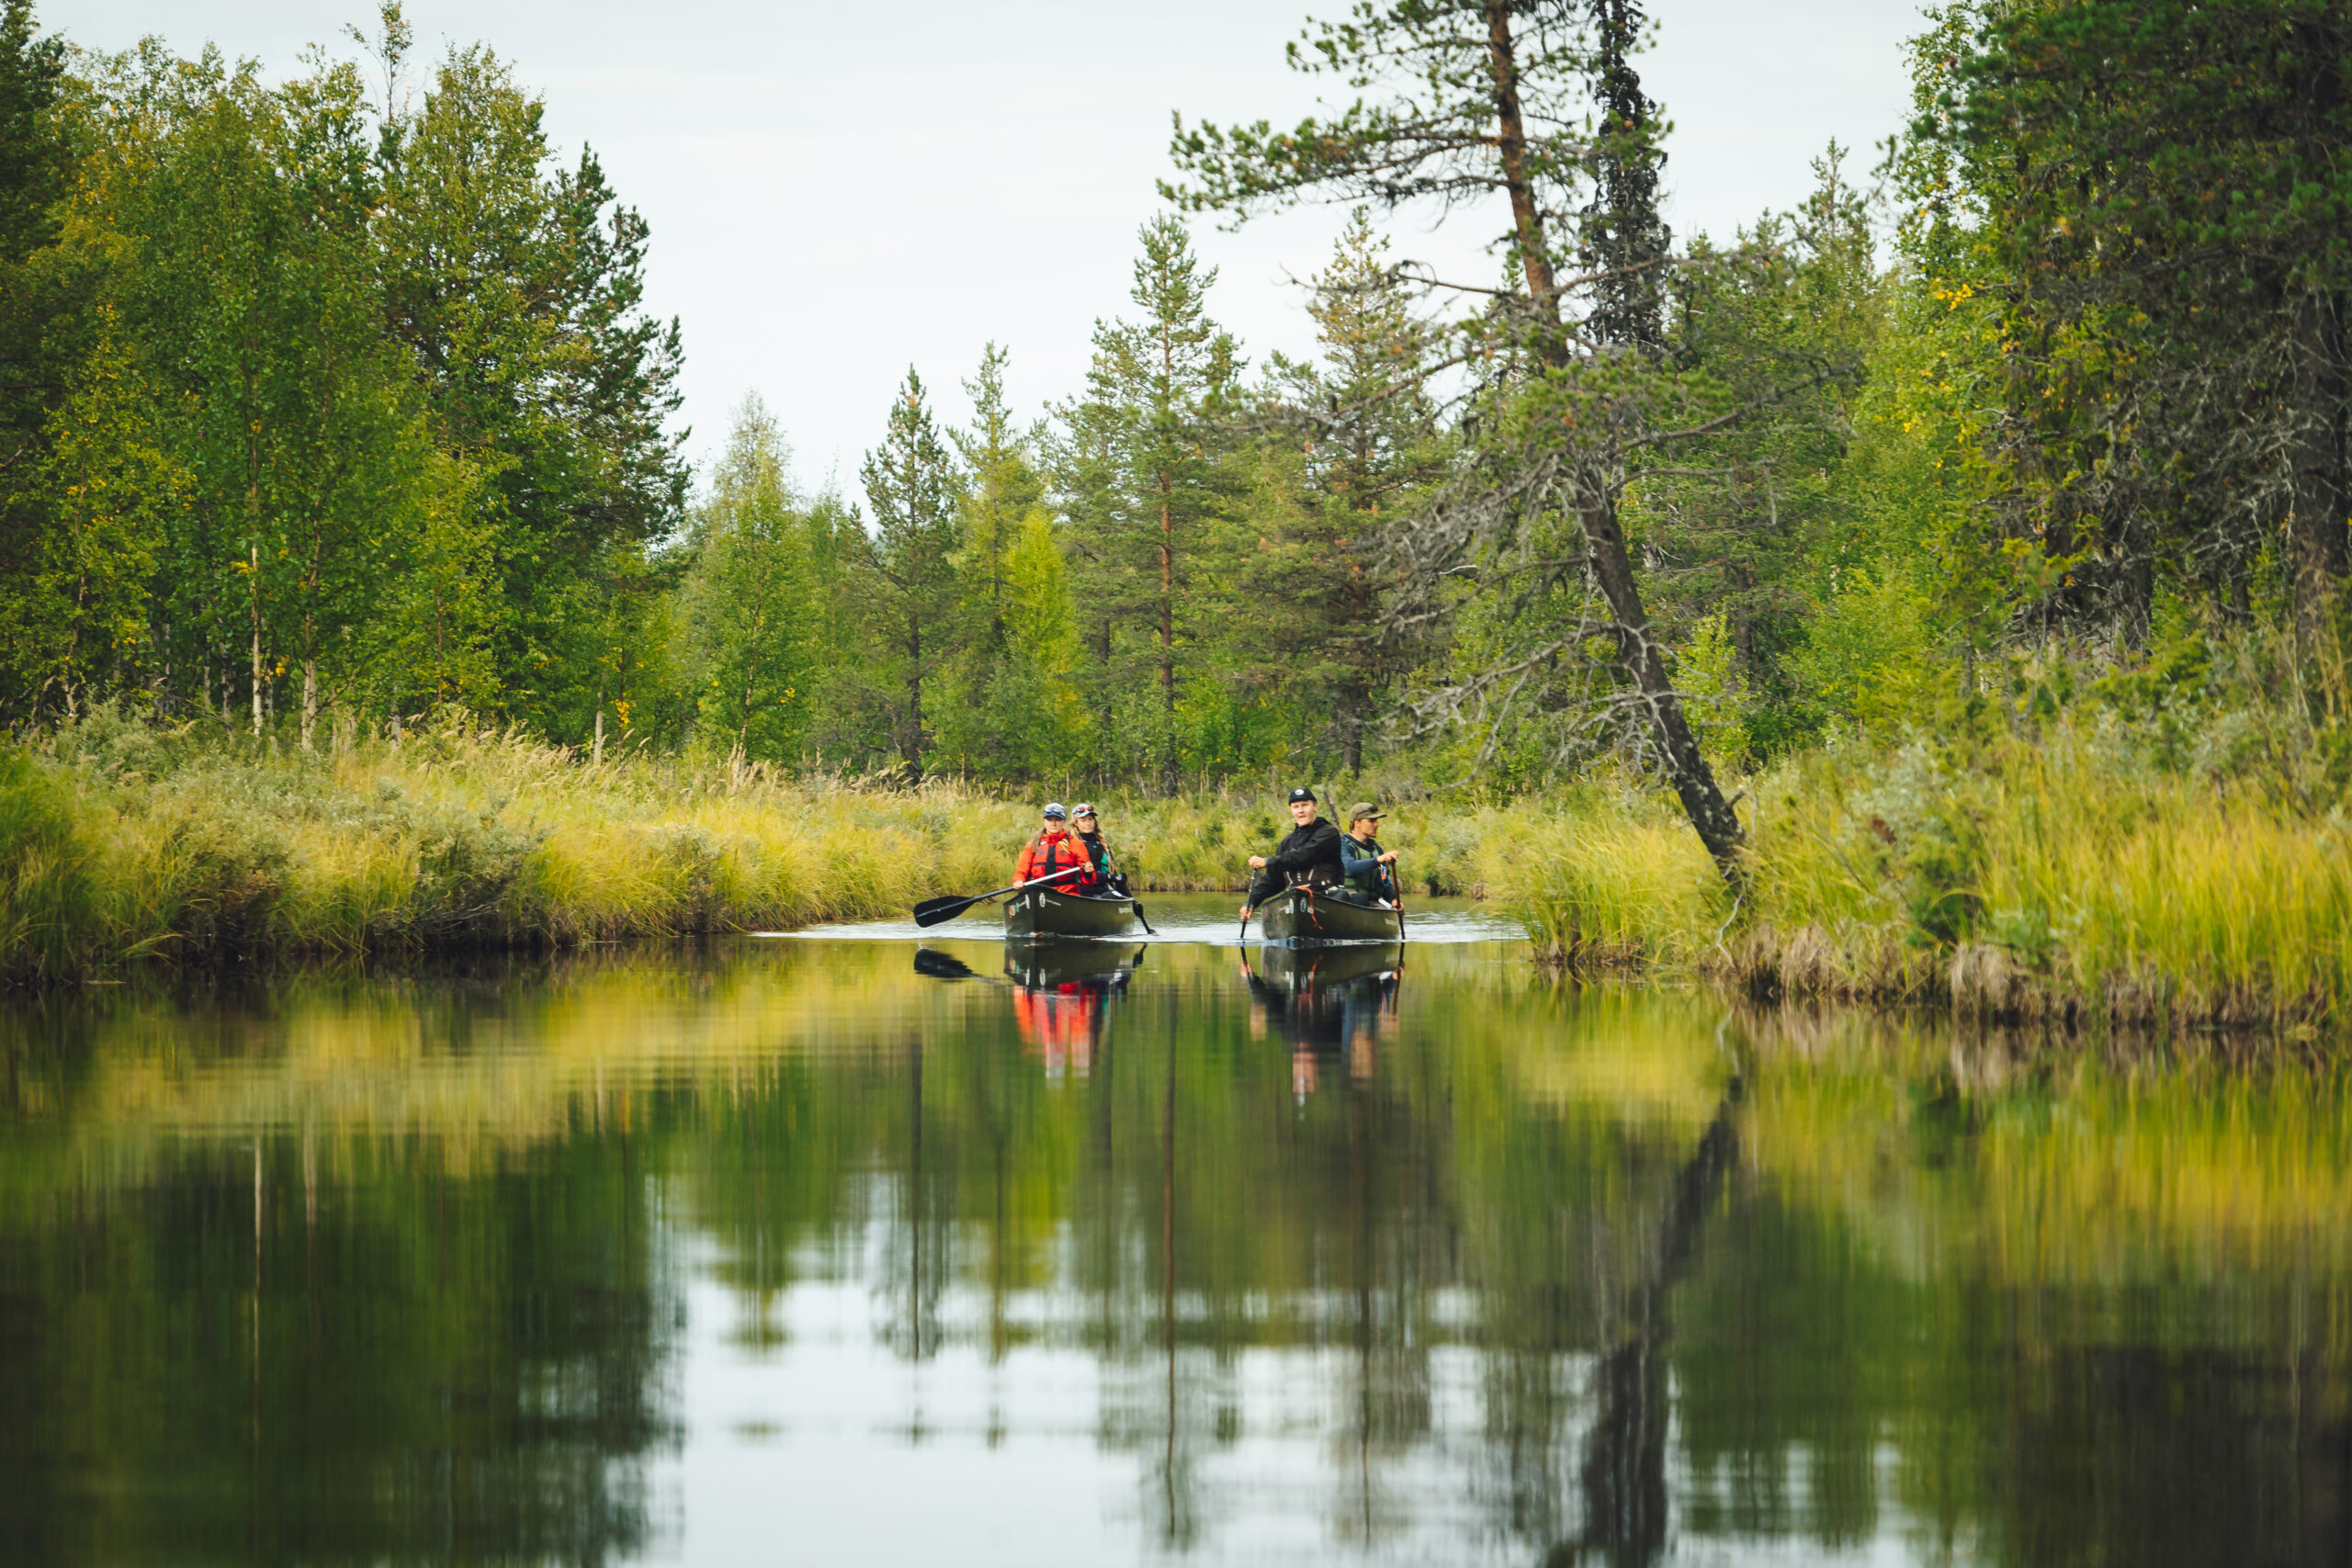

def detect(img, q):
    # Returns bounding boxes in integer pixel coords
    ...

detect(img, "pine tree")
[1247,212,1440,773]
[858,368,965,783]
[1170,0,1751,876]
[1058,216,1243,792]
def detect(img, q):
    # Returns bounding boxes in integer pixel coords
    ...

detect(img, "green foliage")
[1789,564,1937,735]
[674,397,814,761]
[0,5,683,741]
[1057,216,1247,789]
[852,368,964,781]
[11,0,2352,1030]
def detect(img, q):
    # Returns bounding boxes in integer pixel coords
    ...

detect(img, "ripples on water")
[2,894,2348,1565]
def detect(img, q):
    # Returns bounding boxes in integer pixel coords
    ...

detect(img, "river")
[2,895,2346,1565]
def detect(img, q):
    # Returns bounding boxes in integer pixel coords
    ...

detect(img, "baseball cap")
[1041,802,1068,819]
[1072,802,1098,818]
[1287,786,1317,803]
[1347,802,1385,824]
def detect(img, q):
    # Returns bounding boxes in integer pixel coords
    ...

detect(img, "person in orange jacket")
[1015,802,1100,894]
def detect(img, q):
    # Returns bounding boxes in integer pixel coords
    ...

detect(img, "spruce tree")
[939,344,1073,781]
[678,396,814,761]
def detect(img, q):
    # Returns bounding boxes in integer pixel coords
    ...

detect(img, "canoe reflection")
[1242,942,1403,1094]
[1006,943,1145,1079]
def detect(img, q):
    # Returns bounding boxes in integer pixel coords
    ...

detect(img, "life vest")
[1342,834,1396,901]
[1017,829,1098,892]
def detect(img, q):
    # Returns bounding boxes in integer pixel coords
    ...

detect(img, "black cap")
[1287,786,1316,804]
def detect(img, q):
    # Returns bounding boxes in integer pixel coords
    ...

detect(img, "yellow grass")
[1504,725,2352,1028]
[0,709,1526,981]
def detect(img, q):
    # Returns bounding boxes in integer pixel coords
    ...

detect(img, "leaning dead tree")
[1168,0,1758,879]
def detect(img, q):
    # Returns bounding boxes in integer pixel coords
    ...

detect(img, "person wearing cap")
[1070,803,1129,897]
[1339,803,1400,906]
[1015,802,1100,894]
[1239,786,1344,920]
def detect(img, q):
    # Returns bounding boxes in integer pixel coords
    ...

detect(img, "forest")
[3,0,2350,1021]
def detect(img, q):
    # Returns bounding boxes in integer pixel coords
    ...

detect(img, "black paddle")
[912,947,982,980]
[912,864,1088,929]
[912,948,1019,988]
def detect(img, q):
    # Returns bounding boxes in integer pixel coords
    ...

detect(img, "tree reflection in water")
[2,935,2350,1565]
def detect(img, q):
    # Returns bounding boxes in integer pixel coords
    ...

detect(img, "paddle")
[912,947,982,980]
[1132,900,1156,935]
[912,864,1089,929]
[912,948,1019,988]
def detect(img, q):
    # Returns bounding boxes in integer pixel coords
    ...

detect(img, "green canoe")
[1003,886,1144,941]
[1252,885,1405,944]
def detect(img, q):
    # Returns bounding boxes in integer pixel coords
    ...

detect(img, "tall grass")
[0,711,1021,979]
[1500,716,2352,1028]
[18,694,2342,1028]
[0,707,1528,982]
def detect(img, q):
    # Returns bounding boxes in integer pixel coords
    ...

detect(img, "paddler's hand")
[1238,905,1252,921]
[1377,851,1397,864]
[1248,854,1267,869]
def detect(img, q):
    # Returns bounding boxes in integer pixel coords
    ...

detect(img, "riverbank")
[7,705,2343,1033]
[0,708,1520,983]
[1518,713,2351,1032]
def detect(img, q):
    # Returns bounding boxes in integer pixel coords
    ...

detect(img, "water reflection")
[1239,942,1403,1094]
[1,927,2349,1565]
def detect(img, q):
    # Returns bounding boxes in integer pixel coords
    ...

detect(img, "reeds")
[1500,718,2352,1029]
[0,708,1524,982]
[15,700,2346,1028]
[0,714,1022,979]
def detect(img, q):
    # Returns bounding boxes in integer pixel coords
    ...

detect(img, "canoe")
[1253,885,1405,944]
[1006,942,1147,988]
[1003,886,1144,941]
[1254,942,1404,990]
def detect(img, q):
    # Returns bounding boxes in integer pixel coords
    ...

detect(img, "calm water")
[4,895,2349,1566]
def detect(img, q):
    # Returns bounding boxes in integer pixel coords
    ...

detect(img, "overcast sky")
[49,0,1923,498]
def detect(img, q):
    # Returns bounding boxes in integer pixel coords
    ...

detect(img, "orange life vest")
[1016,828,1098,893]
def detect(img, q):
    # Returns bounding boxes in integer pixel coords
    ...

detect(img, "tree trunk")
[906,616,925,785]
[593,689,605,765]
[2289,290,2347,654]
[1584,485,1747,870]
[2289,24,2346,656]
[249,542,264,739]
[1159,468,1179,795]
[1482,2,1747,882]
[300,653,318,751]
[1339,676,1366,776]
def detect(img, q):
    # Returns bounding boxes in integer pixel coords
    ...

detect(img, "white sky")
[49,0,1923,500]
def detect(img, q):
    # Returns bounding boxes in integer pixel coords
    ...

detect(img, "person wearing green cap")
[1339,802,1399,906]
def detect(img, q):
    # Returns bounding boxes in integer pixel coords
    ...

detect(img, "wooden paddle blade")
[912,894,983,928]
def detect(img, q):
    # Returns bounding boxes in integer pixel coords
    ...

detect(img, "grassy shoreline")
[6,707,2344,1039]
[0,710,1521,983]
[1518,719,2352,1033]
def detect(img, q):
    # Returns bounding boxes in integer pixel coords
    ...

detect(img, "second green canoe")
[1252,886,1404,944]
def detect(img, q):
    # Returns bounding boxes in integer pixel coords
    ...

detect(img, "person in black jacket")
[1240,787,1344,920]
